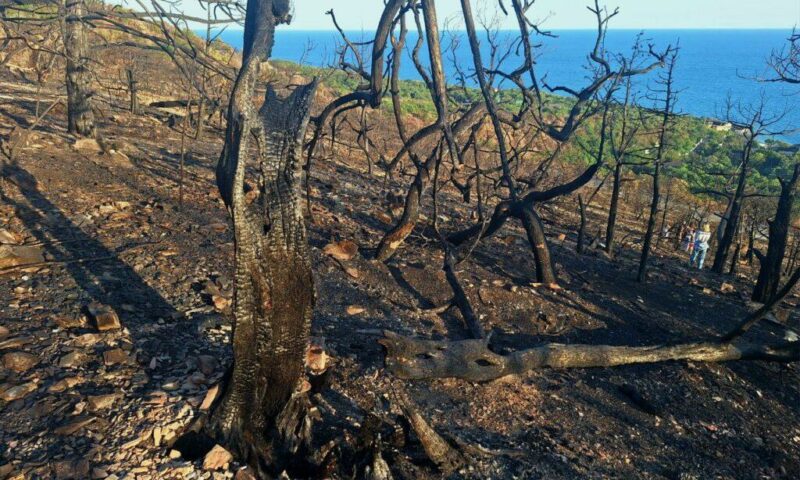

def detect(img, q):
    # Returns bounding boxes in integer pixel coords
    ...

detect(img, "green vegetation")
[272,59,798,194]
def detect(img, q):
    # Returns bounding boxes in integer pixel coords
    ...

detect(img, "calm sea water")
[213,29,799,141]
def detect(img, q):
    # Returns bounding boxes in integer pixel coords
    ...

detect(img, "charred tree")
[710,98,788,273]
[747,218,757,265]
[606,162,624,254]
[638,160,661,282]
[766,29,799,84]
[447,1,666,285]
[605,72,645,255]
[638,49,678,283]
[62,0,95,137]
[752,164,800,302]
[711,141,753,273]
[655,179,673,248]
[577,195,587,254]
[207,0,318,475]
[126,68,140,114]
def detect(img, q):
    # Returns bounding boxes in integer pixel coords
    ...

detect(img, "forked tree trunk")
[63,0,95,137]
[752,164,800,302]
[208,0,317,475]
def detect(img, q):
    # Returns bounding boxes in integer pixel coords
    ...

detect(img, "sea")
[211,29,800,142]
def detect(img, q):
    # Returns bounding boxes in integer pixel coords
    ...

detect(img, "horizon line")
[209,26,796,32]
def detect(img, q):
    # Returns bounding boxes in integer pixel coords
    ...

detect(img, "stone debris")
[102,348,129,366]
[54,416,96,436]
[2,351,38,372]
[47,376,85,393]
[0,244,44,268]
[344,266,361,279]
[0,336,32,350]
[200,384,220,411]
[52,458,90,480]
[212,295,232,311]
[196,355,218,376]
[323,240,359,261]
[58,351,90,369]
[73,138,102,153]
[235,467,257,480]
[87,302,121,331]
[202,444,233,471]
[0,228,21,244]
[346,305,366,315]
[54,315,88,329]
[0,382,37,401]
[87,393,121,411]
[152,426,162,447]
[72,333,101,347]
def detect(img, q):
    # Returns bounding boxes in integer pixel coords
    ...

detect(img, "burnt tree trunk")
[638,50,676,283]
[577,195,587,254]
[126,69,140,115]
[208,0,317,475]
[730,242,741,275]
[752,164,800,302]
[62,0,95,137]
[519,204,558,284]
[713,139,755,273]
[747,220,756,265]
[655,179,672,248]
[638,161,660,283]
[786,233,800,274]
[605,162,623,255]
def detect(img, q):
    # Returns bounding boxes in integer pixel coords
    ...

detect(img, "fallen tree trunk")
[379,331,799,382]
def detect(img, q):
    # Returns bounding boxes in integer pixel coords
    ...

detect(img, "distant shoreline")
[205,28,799,142]
[211,27,794,32]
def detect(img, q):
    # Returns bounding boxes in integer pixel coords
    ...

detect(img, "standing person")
[689,224,712,269]
[682,227,695,252]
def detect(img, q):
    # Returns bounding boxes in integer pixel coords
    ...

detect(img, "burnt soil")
[0,69,799,480]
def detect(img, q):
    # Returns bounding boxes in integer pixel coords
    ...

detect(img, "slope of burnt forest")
[0,43,799,480]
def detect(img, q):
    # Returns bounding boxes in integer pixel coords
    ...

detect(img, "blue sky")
[170,0,800,30]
